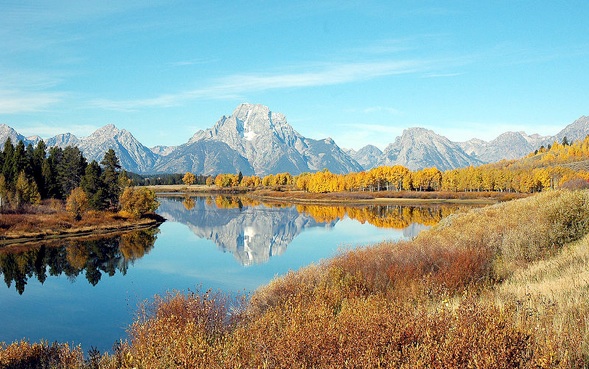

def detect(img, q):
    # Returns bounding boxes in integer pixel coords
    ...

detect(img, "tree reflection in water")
[207,195,462,228]
[295,204,459,228]
[0,228,159,295]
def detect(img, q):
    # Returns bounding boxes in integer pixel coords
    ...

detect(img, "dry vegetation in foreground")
[2,190,589,368]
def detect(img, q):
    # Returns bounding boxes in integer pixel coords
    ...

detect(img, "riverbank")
[149,184,528,205]
[246,189,524,205]
[0,211,165,247]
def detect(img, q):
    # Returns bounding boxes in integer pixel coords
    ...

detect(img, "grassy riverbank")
[0,202,164,247]
[2,190,589,368]
[151,184,528,205]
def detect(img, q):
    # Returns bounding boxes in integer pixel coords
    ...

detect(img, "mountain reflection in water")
[0,228,159,294]
[157,196,460,266]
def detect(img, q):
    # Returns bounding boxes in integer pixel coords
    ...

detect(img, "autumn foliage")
[4,137,589,367]
[95,190,586,368]
[119,187,159,219]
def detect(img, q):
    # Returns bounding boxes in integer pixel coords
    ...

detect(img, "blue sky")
[1,1,588,150]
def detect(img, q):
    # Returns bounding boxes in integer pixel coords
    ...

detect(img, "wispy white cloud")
[89,59,432,111]
[18,124,99,139]
[0,90,65,114]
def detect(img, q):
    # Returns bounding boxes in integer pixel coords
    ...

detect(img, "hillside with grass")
[2,189,589,368]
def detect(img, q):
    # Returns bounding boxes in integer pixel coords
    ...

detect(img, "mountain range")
[1,104,587,175]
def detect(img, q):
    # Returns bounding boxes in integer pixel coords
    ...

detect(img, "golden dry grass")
[0,202,162,245]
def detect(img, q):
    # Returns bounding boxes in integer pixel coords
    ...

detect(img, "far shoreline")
[147,184,527,205]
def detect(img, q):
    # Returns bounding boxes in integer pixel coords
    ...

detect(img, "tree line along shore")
[3,135,589,241]
[165,135,589,195]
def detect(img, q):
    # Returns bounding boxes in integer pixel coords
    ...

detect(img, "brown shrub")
[0,340,83,369]
[125,289,243,369]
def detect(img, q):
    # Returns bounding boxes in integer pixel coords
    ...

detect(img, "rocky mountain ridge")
[1,109,588,174]
[348,116,589,170]
[179,103,363,175]
[377,127,481,171]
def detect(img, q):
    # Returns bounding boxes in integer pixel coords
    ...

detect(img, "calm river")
[0,196,466,353]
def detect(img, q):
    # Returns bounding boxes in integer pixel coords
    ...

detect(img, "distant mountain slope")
[346,145,383,170]
[550,116,589,145]
[150,145,176,156]
[46,124,159,173]
[458,132,544,163]
[46,133,80,148]
[76,125,158,173]
[456,117,589,164]
[0,124,28,148]
[153,140,254,175]
[378,127,481,171]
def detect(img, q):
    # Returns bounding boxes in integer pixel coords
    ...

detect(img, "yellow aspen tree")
[182,172,196,185]
[66,187,89,221]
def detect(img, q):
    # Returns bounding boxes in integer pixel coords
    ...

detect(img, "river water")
[0,196,465,353]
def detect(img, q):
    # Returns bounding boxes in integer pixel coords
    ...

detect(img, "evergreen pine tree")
[42,147,62,199]
[81,160,105,210]
[31,141,46,197]
[13,141,29,179]
[2,137,16,188]
[100,149,121,211]
[0,174,8,209]
[57,146,87,198]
